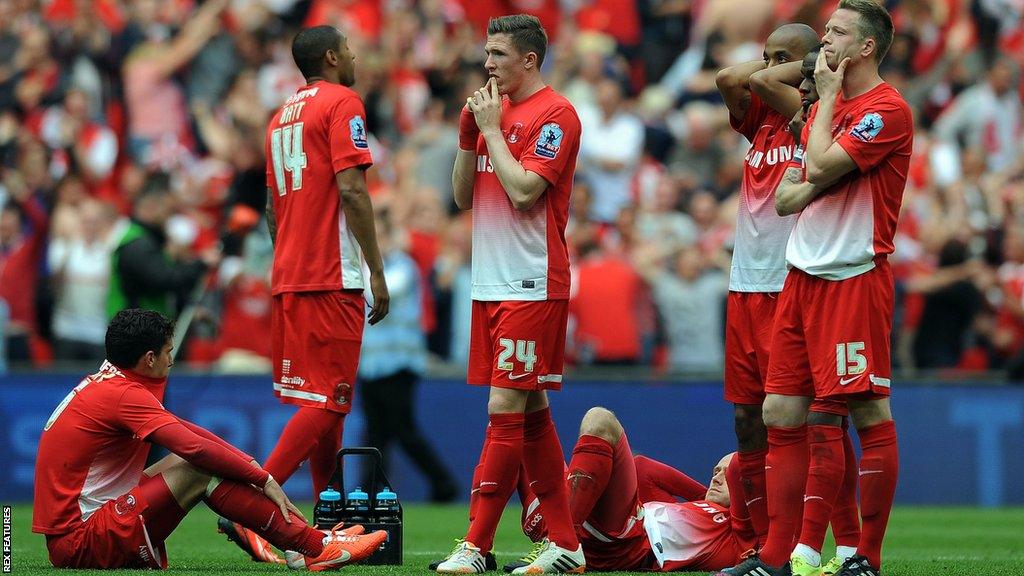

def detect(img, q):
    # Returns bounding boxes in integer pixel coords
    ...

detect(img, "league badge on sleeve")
[349,116,369,149]
[850,112,884,142]
[535,123,564,159]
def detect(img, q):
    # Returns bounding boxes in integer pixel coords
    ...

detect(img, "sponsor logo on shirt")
[349,116,369,149]
[476,155,494,173]
[850,112,884,142]
[793,145,805,164]
[535,123,563,159]
[745,144,794,169]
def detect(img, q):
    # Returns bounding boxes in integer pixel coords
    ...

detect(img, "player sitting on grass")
[512,407,758,572]
[31,309,386,571]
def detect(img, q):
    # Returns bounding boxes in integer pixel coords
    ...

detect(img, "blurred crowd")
[1,0,1023,378]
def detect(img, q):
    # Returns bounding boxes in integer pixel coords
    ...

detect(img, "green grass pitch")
[6,504,1023,575]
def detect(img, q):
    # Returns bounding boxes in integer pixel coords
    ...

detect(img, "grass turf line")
[8,504,1024,575]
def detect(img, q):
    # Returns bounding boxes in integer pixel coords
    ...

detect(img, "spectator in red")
[0,171,49,364]
[570,239,645,365]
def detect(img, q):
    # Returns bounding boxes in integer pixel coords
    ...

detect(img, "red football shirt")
[787,82,913,280]
[729,92,798,293]
[266,81,374,295]
[470,86,581,301]
[32,362,176,535]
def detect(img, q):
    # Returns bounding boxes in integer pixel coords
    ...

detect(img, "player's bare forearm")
[749,60,803,120]
[265,187,277,246]
[775,167,821,216]
[804,96,853,187]
[452,150,476,210]
[337,174,384,276]
[715,60,766,122]
[481,129,547,211]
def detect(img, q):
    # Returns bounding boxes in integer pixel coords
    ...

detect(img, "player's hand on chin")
[814,50,849,99]
[468,78,502,134]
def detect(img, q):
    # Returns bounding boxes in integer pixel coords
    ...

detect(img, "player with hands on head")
[32,309,386,571]
[713,22,819,556]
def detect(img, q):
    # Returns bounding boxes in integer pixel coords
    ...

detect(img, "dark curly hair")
[105,309,174,369]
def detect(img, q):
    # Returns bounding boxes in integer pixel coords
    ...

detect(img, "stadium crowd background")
[1,0,1023,378]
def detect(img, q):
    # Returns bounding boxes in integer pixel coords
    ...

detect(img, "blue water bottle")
[313,487,343,528]
[346,487,371,523]
[374,487,399,522]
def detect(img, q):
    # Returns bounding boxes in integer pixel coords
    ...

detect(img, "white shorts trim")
[869,374,891,388]
[274,383,328,403]
[538,374,562,383]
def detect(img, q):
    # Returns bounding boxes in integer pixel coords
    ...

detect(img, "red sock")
[830,425,861,548]
[634,455,707,502]
[205,479,324,557]
[138,474,188,543]
[566,434,613,524]
[737,448,769,546]
[466,413,524,553]
[265,407,344,487]
[522,408,579,550]
[517,464,546,541]
[469,425,493,524]
[760,425,808,566]
[799,424,845,553]
[725,454,758,548]
[857,420,898,568]
[308,414,344,499]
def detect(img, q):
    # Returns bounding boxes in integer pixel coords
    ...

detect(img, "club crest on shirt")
[850,112,884,142]
[349,116,368,149]
[507,122,524,143]
[535,123,563,159]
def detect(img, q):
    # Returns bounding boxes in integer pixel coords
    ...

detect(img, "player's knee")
[733,404,766,448]
[579,407,621,443]
[762,394,808,428]
[487,389,528,415]
[848,398,893,430]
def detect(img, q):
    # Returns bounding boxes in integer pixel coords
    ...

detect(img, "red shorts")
[765,262,893,400]
[272,290,365,413]
[468,300,568,390]
[46,475,181,569]
[724,291,780,404]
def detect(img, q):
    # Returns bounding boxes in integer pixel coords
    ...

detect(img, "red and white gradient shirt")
[32,362,266,536]
[643,500,751,571]
[32,362,174,534]
[729,92,799,293]
[787,82,913,280]
[266,81,374,295]
[470,86,581,301]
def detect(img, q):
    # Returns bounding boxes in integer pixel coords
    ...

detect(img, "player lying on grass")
[507,407,756,572]
[31,308,386,570]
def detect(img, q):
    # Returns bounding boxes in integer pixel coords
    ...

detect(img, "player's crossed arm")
[775,165,821,216]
